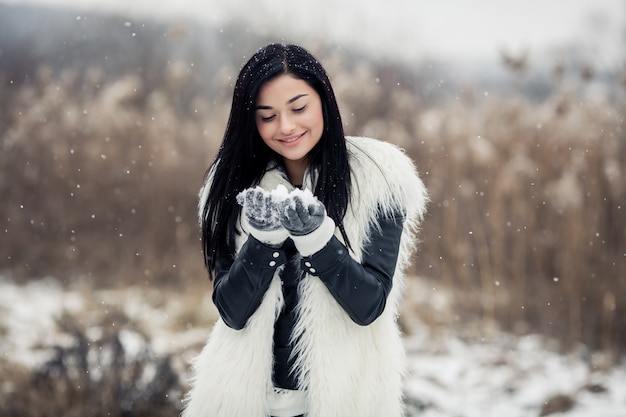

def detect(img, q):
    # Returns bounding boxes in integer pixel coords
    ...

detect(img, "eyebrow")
[255,94,309,110]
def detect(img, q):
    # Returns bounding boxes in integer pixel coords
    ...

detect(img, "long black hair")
[201,43,351,277]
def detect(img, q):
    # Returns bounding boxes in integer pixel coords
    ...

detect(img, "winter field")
[1,276,625,416]
[1,2,625,416]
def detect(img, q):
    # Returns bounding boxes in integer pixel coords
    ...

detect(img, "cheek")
[311,108,324,133]
[256,121,271,142]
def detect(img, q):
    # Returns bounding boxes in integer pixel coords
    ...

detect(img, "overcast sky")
[5,0,625,67]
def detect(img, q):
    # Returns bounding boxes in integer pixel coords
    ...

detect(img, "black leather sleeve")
[300,212,405,325]
[212,236,287,330]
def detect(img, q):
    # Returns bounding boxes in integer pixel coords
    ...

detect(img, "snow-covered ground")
[403,332,626,417]
[1,276,624,416]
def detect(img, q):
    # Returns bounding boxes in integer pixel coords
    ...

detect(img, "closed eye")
[259,114,275,122]
[293,104,307,113]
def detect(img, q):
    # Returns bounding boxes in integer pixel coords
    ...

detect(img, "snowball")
[269,184,291,204]
[288,187,318,207]
[236,185,320,213]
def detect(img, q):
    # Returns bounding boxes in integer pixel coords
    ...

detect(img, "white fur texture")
[186,137,428,417]
[182,274,284,417]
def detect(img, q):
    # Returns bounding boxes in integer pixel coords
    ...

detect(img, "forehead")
[257,74,317,103]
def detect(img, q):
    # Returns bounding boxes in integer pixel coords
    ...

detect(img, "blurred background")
[1,0,625,416]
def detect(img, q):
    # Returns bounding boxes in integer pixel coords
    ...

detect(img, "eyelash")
[259,105,307,122]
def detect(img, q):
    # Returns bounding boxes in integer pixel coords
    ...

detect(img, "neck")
[284,159,307,186]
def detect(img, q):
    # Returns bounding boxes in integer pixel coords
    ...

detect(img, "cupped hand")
[277,190,326,236]
[236,187,282,231]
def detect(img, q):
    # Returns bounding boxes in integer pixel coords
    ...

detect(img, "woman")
[183,43,428,417]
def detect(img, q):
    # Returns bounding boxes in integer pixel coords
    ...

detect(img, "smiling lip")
[277,132,306,145]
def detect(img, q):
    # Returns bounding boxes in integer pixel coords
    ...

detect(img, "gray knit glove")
[277,189,326,236]
[236,187,282,232]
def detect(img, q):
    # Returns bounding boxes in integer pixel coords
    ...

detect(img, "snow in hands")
[236,185,325,235]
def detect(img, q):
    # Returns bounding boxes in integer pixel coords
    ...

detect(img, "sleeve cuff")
[242,216,289,246]
[290,216,336,256]
[249,228,289,246]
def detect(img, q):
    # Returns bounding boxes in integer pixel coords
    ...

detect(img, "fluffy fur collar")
[184,137,427,417]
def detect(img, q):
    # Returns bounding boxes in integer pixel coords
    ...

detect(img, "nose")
[279,114,296,134]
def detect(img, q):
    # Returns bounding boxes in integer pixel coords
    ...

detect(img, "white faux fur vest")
[183,137,428,417]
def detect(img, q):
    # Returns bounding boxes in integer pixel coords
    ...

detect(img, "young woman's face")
[255,74,324,183]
